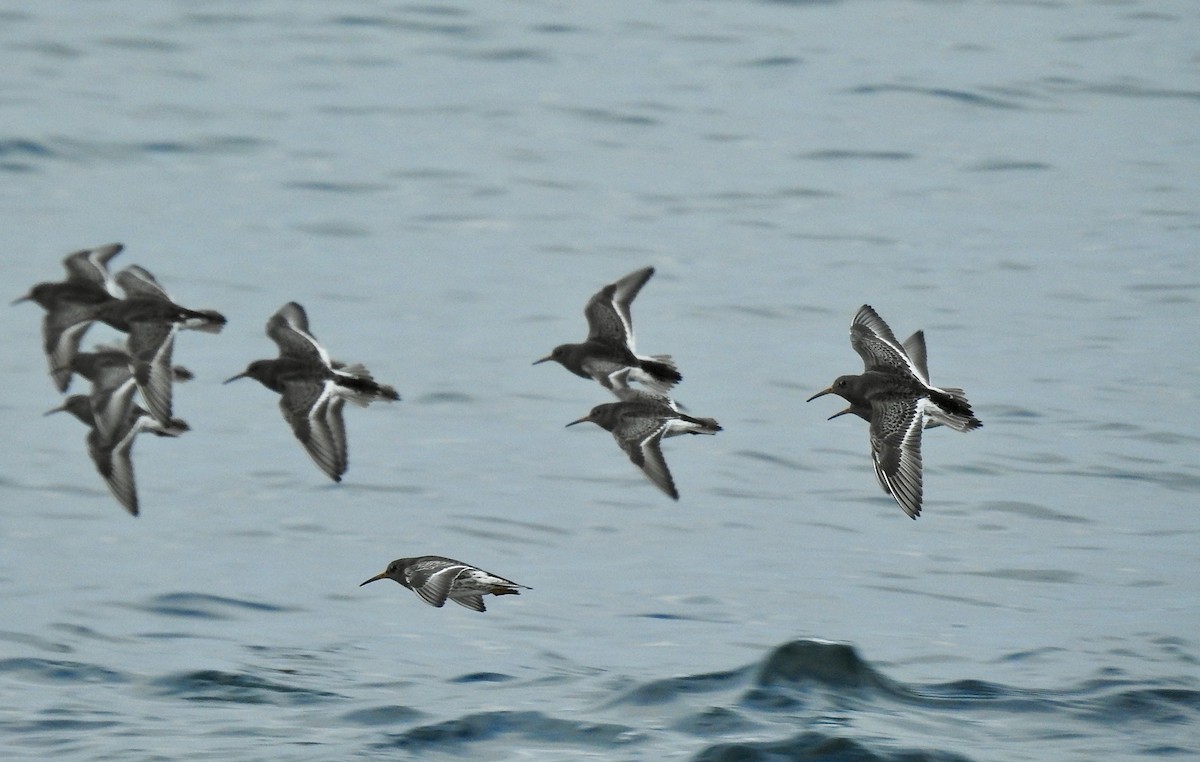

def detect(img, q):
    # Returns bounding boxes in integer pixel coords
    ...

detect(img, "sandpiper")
[67,343,193,441]
[566,397,721,500]
[225,302,399,482]
[807,304,982,519]
[82,265,225,426]
[607,367,722,435]
[45,391,188,517]
[13,243,123,391]
[360,556,529,612]
[534,266,681,394]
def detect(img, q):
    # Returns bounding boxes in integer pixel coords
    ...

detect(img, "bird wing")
[91,375,139,443]
[72,348,134,388]
[868,397,926,519]
[902,330,930,383]
[583,267,653,349]
[126,320,178,426]
[279,380,345,481]
[408,562,466,608]
[63,243,122,288]
[614,414,679,500]
[445,566,493,611]
[90,424,140,517]
[115,265,171,301]
[324,397,349,479]
[43,304,97,392]
[583,284,627,344]
[267,302,328,364]
[850,305,925,382]
[604,366,669,403]
[449,594,487,612]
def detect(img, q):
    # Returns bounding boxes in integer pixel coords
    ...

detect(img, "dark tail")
[180,308,227,334]
[336,365,400,405]
[675,411,721,435]
[927,388,982,432]
[638,355,682,387]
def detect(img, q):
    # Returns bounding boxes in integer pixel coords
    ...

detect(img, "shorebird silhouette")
[45,391,188,517]
[360,556,529,612]
[808,304,981,519]
[226,302,399,482]
[535,266,681,394]
[82,265,225,427]
[567,396,721,501]
[14,243,124,391]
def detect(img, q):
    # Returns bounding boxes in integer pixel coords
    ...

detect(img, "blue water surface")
[2,1,1198,759]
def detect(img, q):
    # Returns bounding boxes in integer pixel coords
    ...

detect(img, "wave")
[374,710,641,752]
[129,592,299,620]
[146,669,341,705]
[1,638,1196,759]
[601,639,1200,760]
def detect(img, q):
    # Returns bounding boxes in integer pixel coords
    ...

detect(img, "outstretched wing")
[278,380,345,481]
[267,302,327,364]
[614,414,678,500]
[89,425,140,517]
[850,304,923,381]
[43,305,97,392]
[63,243,122,288]
[127,321,178,426]
[324,397,349,480]
[868,397,925,519]
[583,266,654,350]
[115,266,171,301]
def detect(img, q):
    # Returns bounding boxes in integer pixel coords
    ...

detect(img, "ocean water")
[2,1,1198,760]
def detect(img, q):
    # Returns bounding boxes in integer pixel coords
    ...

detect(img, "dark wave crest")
[147,669,341,705]
[375,710,640,752]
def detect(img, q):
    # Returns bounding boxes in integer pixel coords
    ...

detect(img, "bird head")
[532,344,570,367]
[224,360,274,386]
[360,560,404,587]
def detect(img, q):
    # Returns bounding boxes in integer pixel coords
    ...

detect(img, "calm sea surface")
[2,1,1198,760]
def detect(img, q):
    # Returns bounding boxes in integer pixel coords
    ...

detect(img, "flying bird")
[225,302,399,482]
[13,243,123,391]
[45,390,189,517]
[566,396,721,501]
[807,304,981,519]
[360,556,529,612]
[535,266,681,394]
[83,265,225,427]
[67,343,192,441]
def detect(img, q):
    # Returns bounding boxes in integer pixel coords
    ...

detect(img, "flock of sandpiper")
[17,245,980,612]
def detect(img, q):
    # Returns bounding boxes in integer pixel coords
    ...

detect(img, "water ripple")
[450,672,515,684]
[376,710,642,751]
[693,731,974,762]
[130,593,298,620]
[0,658,127,685]
[341,704,425,726]
[849,84,1027,110]
[0,135,266,170]
[147,669,342,705]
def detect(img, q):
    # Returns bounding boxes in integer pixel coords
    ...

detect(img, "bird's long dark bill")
[42,403,69,416]
[11,294,31,305]
[359,572,389,587]
[805,388,833,403]
[532,355,553,365]
[223,372,248,384]
[564,416,590,427]
[827,408,854,421]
